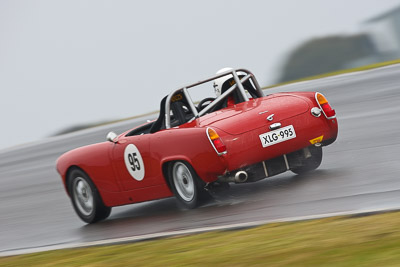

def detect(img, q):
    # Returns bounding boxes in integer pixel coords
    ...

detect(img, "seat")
[149,96,167,133]
[170,98,192,126]
[149,92,194,133]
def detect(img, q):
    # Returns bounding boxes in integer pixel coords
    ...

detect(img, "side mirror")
[106,131,118,143]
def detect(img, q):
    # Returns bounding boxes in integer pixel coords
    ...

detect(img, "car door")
[111,134,155,191]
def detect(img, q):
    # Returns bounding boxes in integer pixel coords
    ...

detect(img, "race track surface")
[1,65,400,255]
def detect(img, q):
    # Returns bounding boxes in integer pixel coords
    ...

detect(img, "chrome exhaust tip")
[234,171,248,183]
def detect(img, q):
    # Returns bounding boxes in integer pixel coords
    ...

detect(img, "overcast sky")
[1,0,400,150]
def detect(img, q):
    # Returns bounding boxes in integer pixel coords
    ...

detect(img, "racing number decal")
[128,153,140,171]
[124,144,145,181]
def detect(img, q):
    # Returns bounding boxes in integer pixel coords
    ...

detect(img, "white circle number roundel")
[124,144,145,181]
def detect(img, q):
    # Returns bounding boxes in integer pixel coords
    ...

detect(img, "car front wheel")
[68,168,111,223]
[168,161,209,209]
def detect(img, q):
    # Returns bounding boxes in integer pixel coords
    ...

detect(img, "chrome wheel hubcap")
[173,162,195,202]
[73,177,94,216]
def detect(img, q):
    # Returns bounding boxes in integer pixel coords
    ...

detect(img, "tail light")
[206,128,227,155]
[315,92,336,119]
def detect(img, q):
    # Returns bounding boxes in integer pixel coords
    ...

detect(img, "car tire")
[291,146,323,175]
[68,168,111,223]
[168,161,209,209]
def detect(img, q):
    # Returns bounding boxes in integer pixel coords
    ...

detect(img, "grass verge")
[2,210,400,266]
[263,58,400,89]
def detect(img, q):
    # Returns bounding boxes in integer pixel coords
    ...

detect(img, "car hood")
[198,94,310,135]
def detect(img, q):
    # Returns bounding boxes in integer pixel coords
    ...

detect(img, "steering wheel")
[197,97,216,111]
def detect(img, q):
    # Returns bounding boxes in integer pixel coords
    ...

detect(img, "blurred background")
[1,0,400,150]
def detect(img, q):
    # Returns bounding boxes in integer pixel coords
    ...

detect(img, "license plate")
[259,125,296,148]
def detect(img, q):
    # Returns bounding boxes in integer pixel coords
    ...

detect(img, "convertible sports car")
[56,68,338,223]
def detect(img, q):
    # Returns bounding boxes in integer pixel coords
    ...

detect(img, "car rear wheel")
[68,169,111,223]
[169,161,209,209]
[291,146,323,175]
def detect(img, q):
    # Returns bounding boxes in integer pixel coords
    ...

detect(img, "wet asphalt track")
[1,65,400,255]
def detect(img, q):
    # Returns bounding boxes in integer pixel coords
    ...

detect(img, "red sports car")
[56,68,338,223]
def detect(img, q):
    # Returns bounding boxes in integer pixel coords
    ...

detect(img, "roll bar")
[165,68,263,129]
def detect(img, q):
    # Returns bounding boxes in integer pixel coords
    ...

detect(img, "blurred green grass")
[2,211,400,266]
[55,59,400,135]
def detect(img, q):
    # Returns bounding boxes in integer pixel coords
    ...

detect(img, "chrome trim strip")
[262,161,269,177]
[283,154,289,170]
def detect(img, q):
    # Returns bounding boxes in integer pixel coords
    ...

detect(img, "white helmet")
[213,67,233,97]
[213,67,246,97]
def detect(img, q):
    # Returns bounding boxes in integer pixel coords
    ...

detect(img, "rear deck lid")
[198,94,310,135]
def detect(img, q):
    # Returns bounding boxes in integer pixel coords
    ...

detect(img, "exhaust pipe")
[234,171,248,183]
[217,170,249,183]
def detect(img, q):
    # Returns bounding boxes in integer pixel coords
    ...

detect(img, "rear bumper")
[217,143,327,183]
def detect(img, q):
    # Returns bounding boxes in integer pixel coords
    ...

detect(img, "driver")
[213,67,234,97]
[213,67,245,107]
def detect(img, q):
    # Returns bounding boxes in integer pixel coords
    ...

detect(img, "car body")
[56,68,338,223]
